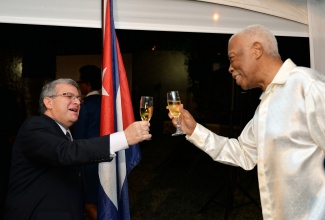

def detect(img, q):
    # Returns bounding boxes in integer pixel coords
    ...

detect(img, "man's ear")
[44,97,53,110]
[252,42,263,59]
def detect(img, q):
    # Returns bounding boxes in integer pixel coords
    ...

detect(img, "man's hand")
[124,121,151,145]
[168,104,197,136]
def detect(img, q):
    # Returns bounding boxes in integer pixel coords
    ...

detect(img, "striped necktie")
[66,131,72,141]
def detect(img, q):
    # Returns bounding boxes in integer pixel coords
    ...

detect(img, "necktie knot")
[66,131,72,141]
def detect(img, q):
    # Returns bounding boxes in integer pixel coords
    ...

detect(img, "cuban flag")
[98,0,142,219]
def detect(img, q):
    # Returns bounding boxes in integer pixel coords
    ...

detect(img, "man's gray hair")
[229,24,281,58]
[39,78,79,114]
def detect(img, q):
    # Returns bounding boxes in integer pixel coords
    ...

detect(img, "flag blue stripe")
[98,181,118,219]
[118,177,131,219]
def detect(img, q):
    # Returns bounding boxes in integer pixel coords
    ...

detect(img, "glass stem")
[176,117,181,130]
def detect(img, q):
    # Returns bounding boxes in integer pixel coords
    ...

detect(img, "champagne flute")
[167,91,185,136]
[140,96,153,139]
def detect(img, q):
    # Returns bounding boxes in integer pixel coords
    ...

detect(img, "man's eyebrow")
[62,92,74,95]
[228,52,235,57]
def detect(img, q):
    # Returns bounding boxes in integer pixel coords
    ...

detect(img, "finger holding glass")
[167,91,186,136]
[140,96,153,139]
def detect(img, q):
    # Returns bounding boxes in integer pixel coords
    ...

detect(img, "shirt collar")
[260,59,297,100]
[55,121,69,135]
[270,58,297,85]
[86,90,100,97]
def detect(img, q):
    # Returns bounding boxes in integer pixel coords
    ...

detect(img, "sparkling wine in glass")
[140,96,153,121]
[167,91,185,136]
[140,96,153,139]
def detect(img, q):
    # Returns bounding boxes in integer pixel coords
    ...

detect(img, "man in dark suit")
[72,65,102,220]
[4,78,151,220]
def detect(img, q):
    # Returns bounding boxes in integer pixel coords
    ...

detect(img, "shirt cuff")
[185,123,200,140]
[185,123,209,148]
[109,131,129,157]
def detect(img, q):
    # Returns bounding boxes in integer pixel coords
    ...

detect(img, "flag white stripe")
[99,161,117,207]
[116,86,127,197]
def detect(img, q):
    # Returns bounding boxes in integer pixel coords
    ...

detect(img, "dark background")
[0,23,310,219]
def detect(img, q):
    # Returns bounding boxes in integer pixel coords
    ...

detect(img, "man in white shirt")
[169,24,325,220]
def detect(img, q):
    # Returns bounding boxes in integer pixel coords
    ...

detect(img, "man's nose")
[228,65,234,74]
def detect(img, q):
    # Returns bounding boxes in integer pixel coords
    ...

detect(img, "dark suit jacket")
[5,114,112,220]
[71,94,101,204]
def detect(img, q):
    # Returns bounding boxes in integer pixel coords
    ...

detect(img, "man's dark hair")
[79,65,102,90]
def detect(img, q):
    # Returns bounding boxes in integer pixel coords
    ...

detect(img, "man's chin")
[238,83,249,90]
[235,80,245,88]
[70,116,79,123]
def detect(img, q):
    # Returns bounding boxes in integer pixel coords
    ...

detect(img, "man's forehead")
[228,40,239,55]
[228,35,247,53]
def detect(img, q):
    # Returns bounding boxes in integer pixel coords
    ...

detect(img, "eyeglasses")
[49,92,84,104]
